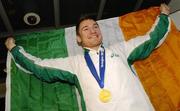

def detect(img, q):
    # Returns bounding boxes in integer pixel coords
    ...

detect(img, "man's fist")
[5,37,16,51]
[160,3,170,15]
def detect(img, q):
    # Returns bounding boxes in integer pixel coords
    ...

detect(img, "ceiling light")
[23,12,40,26]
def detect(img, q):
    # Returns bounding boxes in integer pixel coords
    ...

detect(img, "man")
[6,3,170,111]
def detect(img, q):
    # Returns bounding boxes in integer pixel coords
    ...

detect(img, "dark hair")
[76,15,96,36]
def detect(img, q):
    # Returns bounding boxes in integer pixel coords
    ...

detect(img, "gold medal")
[99,89,111,103]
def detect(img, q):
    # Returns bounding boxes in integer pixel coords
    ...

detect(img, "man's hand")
[160,3,170,15]
[5,37,16,51]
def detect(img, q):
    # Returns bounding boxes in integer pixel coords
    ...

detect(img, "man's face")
[77,19,102,48]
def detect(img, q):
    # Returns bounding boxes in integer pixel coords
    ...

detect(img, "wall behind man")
[169,0,180,30]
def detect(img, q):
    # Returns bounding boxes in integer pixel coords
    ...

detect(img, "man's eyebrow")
[81,26,88,30]
[94,23,99,26]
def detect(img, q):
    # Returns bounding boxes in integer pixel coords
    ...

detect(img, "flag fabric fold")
[120,7,180,111]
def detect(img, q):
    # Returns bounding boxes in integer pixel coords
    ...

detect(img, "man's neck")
[91,45,101,51]
[84,45,101,52]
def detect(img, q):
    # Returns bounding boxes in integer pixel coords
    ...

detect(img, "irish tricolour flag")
[6,7,180,111]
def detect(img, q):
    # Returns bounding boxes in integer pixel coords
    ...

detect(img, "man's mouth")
[91,34,98,38]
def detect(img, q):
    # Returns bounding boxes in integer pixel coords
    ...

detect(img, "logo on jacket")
[111,53,120,58]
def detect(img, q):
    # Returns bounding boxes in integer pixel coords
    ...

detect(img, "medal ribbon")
[84,46,105,88]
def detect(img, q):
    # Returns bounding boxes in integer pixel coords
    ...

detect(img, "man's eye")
[94,25,99,29]
[83,28,88,31]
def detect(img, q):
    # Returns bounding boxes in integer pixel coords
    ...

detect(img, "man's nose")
[90,28,96,33]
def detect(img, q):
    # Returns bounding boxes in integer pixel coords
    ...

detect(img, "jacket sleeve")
[124,14,171,65]
[10,46,77,83]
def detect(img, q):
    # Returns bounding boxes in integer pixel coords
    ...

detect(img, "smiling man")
[5,3,170,111]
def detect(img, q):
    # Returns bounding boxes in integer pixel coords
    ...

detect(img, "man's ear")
[76,36,82,46]
[77,36,82,43]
